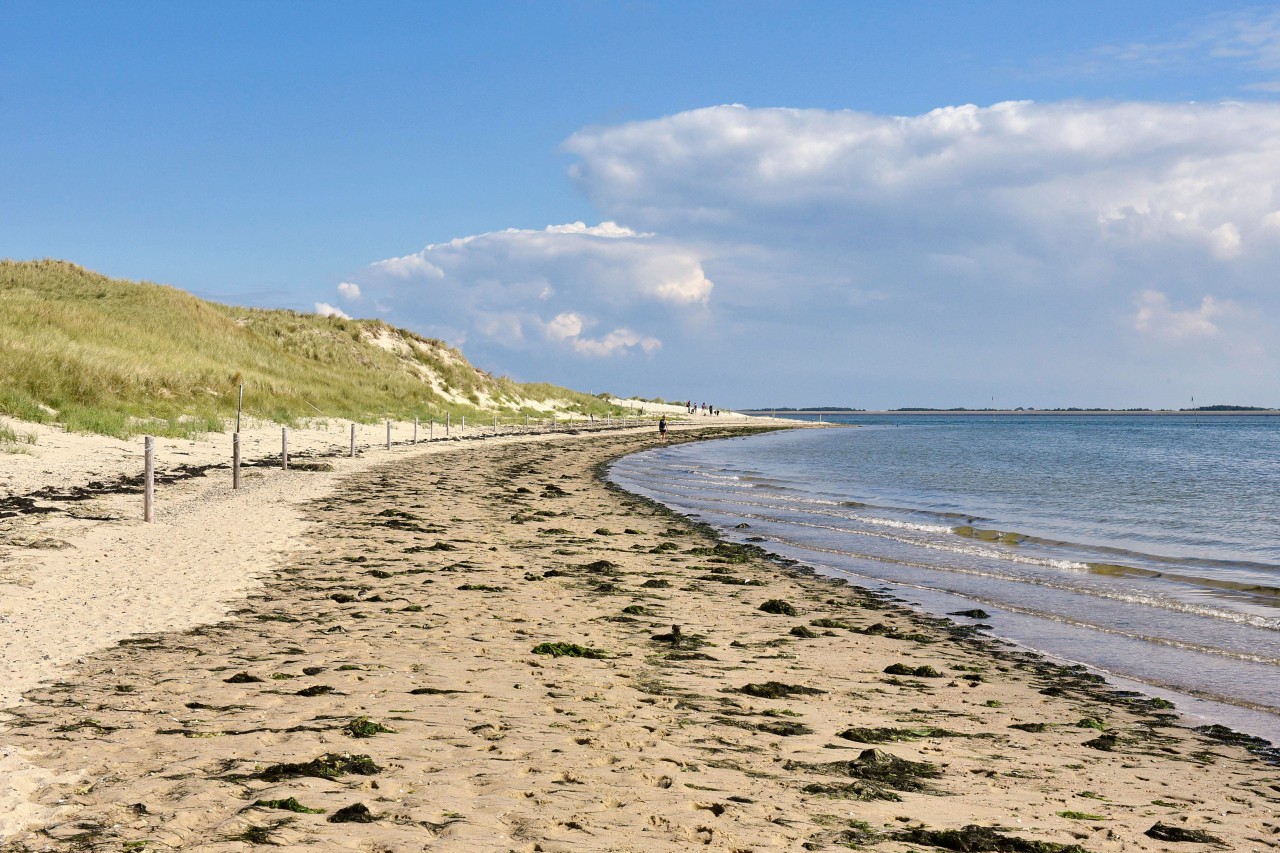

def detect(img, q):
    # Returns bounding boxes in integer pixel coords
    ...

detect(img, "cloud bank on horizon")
[343,99,1280,408]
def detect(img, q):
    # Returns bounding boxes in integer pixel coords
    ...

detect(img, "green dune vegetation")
[0,259,630,438]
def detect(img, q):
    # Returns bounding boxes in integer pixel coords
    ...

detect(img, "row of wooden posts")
[141,412,650,522]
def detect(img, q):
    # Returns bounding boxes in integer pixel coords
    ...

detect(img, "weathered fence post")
[281,427,288,470]
[446,412,451,437]
[144,436,154,522]
[460,415,465,434]
[350,423,356,457]
[386,420,392,450]
[413,416,419,445]
[494,413,498,435]
[232,432,241,490]
[429,417,434,440]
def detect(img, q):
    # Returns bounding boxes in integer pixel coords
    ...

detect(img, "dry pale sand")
[1,425,1278,851]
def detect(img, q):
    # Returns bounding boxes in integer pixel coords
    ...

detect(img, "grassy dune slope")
[0,259,625,437]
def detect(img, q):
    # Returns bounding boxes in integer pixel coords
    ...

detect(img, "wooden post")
[386,420,392,450]
[446,412,451,436]
[236,383,243,433]
[552,414,557,431]
[144,436,154,522]
[493,413,498,435]
[232,432,241,490]
[429,417,434,440]
[413,416,418,445]
[281,427,288,470]
[460,415,465,434]
[350,423,356,457]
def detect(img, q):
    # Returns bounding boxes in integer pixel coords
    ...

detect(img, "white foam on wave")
[747,511,1090,571]
[764,532,1280,633]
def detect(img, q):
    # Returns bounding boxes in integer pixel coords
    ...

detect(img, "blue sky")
[5,2,1280,408]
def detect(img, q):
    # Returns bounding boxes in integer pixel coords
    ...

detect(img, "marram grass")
[0,259,626,437]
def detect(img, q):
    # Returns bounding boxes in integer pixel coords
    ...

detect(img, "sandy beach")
[1,422,1278,851]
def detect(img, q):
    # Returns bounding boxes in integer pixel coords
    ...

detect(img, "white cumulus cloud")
[372,253,445,279]
[545,311,584,342]
[314,302,351,320]
[566,101,1280,263]
[347,222,708,371]
[552,100,1280,405]
[336,100,1280,405]
[543,311,661,357]
[337,281,362,300]
[1133,290,1231,340]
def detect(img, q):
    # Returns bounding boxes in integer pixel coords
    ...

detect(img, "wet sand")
[2,427,1278,851]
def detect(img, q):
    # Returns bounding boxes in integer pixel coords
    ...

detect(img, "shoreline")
[606,450,1280,752]
[746,409,1280,417]
[2,426,1278,849]
[621,419,1280,747]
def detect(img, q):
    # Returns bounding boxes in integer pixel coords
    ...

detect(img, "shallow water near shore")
[611,414,1280,742]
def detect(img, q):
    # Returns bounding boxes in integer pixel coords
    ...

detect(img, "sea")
[609,414,1280,744]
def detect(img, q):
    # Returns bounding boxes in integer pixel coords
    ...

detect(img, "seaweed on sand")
[54,718,118,733]
[837,726,963,743]
[884,663,944,677]
[1084,733,1120,751]
[801,780,902,802]
[295,685,339,697]
[229,823,283,845]
[696,572,765,586]
[224,672,264,684]
[684,542,759,564]
[578,559,621,575]
[856,622,938,643]
[893,824,1092,852]
[328,803,378,823]
[756,719,813,736]
[244,753,381,782]
[759,599,798,616]
[343,716,395,738]
[789,748,940,795]
[1145,823,1225,844]
[253,797,324,814]
[1193,723,1280,762]
[737,681,825,699]
[650,624,709,650]
[531,642,608,658]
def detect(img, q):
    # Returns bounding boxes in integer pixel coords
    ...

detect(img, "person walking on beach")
[658,416,668,440]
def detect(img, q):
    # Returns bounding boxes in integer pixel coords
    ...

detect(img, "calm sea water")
[609,415,1280,742]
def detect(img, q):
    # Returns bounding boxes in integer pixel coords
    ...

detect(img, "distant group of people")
[658,400,725,441]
